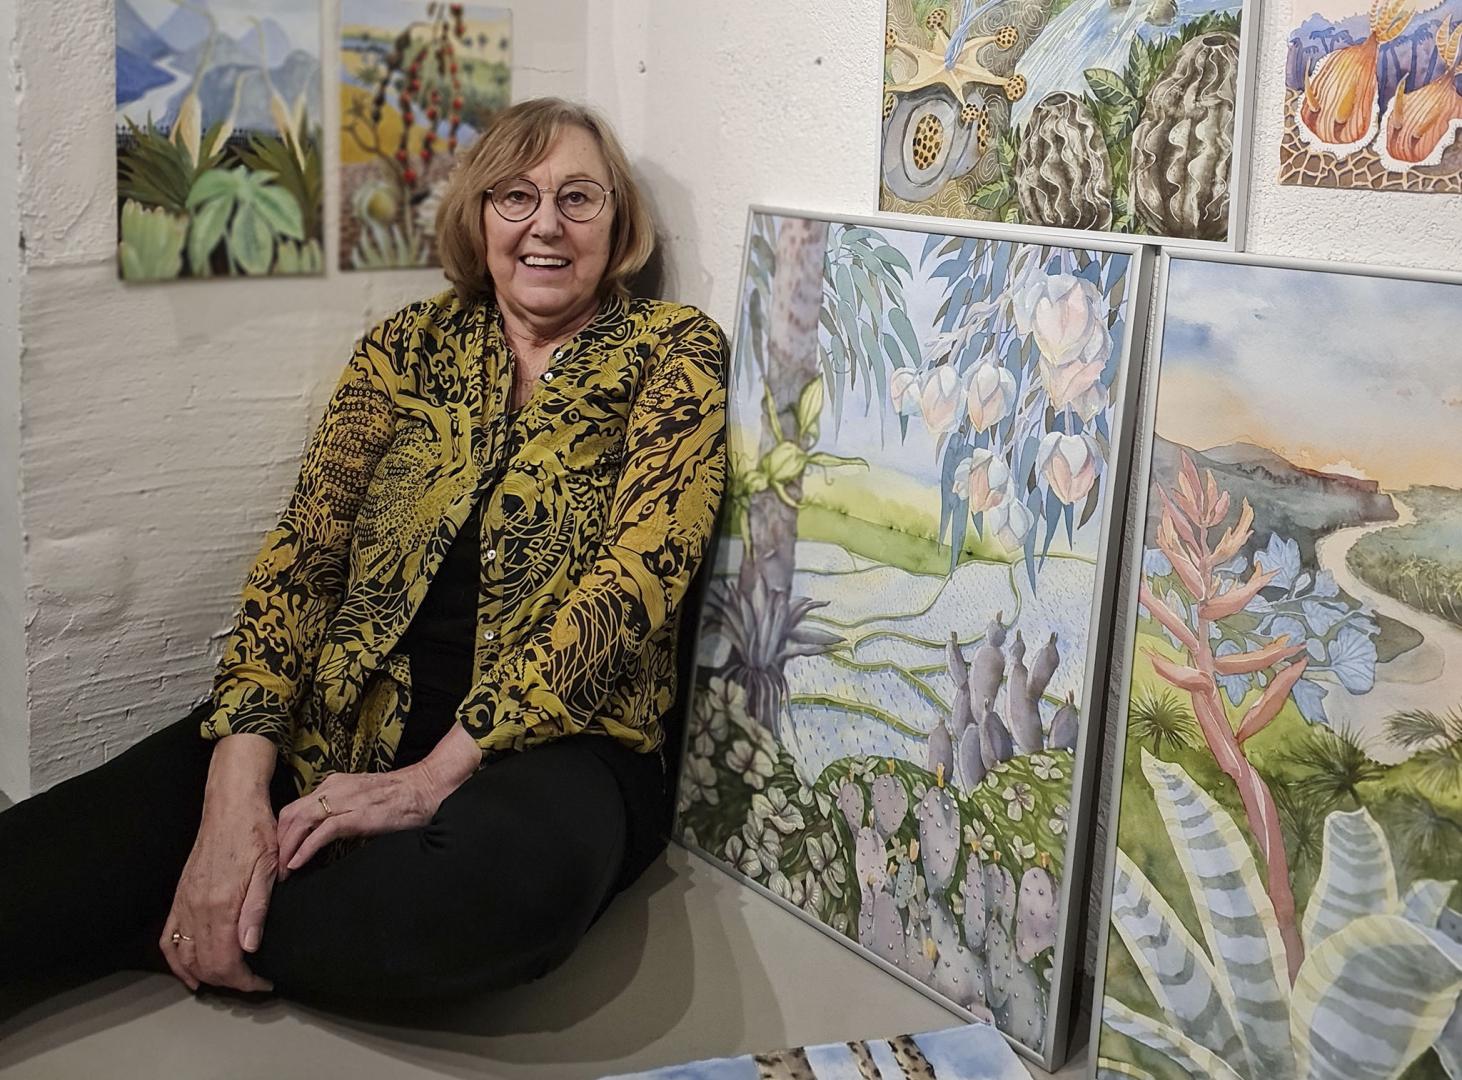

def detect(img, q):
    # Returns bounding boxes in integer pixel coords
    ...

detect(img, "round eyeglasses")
[485,179,614,223]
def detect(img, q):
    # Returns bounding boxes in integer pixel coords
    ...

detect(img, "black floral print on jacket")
[203,290,728,795]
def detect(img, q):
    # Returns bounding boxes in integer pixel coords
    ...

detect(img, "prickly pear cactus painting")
[880,0,1253,245]
[674,211,1148,1068]
[1093,254,1462,1080]
[1279,0,1462,192]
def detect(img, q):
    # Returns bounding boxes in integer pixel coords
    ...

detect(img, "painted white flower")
[1012,273,1111,413]
[677,756,720,813]
[889,366,922,416]
[1037,431,1100,505]
[952,448,1011,514]
[1030,754,1064,782]
[742,819,783,872]
[1002,782,1035,822]
[963,820,997,860]
[1049,803,1069,836]
[1014,839,1038,862]
[724,834,763,879]
[918,365,963,434]
[965,361,1017,433]
[752,788,806,835]
[986,487,1034,549]
[726,739,775,790]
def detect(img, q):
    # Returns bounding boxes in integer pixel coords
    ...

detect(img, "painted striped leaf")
[1102,997,1246,1080]
[1141,752,1296,1080]
[1095,1061,1160,1080]
[1399,879,1456,929]
[1302,809,1398,955]
[1290,914,1462,1080]
[1109,849,1244,1060]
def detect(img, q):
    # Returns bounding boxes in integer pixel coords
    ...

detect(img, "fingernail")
[244,927,260,952]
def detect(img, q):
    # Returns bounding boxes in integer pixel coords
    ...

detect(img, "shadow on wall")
[627,160,702,305]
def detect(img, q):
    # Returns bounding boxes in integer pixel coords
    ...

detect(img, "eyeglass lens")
[490,180,609,222]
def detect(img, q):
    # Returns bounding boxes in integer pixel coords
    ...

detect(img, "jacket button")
[486,549,497,561]
[483,631,496,642]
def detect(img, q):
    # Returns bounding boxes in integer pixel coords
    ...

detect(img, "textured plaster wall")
[9,0,587,794]
[1,0,26,801]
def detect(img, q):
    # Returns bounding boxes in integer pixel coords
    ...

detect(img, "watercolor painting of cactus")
[340,1,511,270]
[879,0,1257,245]
[1093,253,1462,1080]
[1280,0,1462,193]
[599,1021,1029,1079]
[675,210,1148,1069]
[115,0,325,280]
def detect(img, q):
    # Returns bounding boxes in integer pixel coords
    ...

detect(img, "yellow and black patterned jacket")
[202,289,728,796]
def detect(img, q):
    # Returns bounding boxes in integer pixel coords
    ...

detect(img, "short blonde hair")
[435,98,655,304]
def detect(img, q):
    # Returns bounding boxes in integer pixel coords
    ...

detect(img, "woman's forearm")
[205,731,277,807]
[417,722,481,802]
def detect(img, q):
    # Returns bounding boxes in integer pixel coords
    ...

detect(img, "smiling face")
[482,124,616,331]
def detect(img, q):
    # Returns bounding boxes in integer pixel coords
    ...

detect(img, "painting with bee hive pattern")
[1280,0,1462,191]
[673,208,1152,1070]
[878,0,1259,247]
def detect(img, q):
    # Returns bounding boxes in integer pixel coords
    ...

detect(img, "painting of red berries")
[340,1,512,269]
[115,0,325,281]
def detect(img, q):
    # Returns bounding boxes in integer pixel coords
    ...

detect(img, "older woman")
[0,97,726,1013]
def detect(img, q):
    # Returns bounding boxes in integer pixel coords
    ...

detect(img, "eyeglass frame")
[482,178,616,224]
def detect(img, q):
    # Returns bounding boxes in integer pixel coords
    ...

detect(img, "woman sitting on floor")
[0,96,726,1012]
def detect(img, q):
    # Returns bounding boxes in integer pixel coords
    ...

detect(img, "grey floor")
[0,845,1089,1080]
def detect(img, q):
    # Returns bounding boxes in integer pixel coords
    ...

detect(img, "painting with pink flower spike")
[673,208,1151,1071]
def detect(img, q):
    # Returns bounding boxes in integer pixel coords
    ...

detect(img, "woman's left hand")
[276,723,482,878]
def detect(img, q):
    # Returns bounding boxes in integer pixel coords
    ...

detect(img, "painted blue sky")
[1156,258,1462,489]
[129,0,320,52]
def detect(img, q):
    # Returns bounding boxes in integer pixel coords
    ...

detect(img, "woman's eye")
[503,190,532,204]
[562,192,587,205]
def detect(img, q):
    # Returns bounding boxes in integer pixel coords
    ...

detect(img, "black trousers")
[0,704,667,1017]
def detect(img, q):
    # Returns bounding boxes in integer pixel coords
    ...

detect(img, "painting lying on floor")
[879,0,1256,244]
[598,1022,1027,1079]
[674,209,1149,1069]
[1279,0,1462,192]
[340,0,512,270]
[1092,252,1462,1080]
[115,0,325,280]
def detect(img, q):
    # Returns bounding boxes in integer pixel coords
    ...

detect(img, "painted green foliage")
[1099,754,1462,1080]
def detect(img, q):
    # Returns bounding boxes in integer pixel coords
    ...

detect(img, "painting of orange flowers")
[1280,0,1462,191]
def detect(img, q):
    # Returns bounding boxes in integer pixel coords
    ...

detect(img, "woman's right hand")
[159,732,278,994]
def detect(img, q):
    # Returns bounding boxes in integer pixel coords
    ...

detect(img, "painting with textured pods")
[597,1022,1028,1079]
[1091,252,1462,1080]
[1279,0,1462,192]
[673,209,1150,1070]
[115,0,325,281]
[340,0,512,270]
[878,0,1257,246]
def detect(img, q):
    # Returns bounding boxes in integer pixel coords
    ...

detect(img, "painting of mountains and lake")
[674,210,1150,1069]
[340,1,512,269]
[1093,253,1462,1080]
[1280,0,1462,192]
[115,0,324,281]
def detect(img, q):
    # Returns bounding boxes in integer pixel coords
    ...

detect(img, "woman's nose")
[527,193,565,237]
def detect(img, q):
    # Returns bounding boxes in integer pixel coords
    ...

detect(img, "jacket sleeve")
[457,310,728,754]
[202,311,409,750]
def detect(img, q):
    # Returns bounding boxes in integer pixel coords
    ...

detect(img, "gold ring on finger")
[171,932,194,944]
[317,794,332,817]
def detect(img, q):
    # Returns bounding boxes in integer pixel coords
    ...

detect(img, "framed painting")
[339,0,512,270]
[1279,0,1462,193]
[877,0,1259,248]
[115,0,325,281]
[674,208,1153,1069]
[1090,251,1462,1080]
